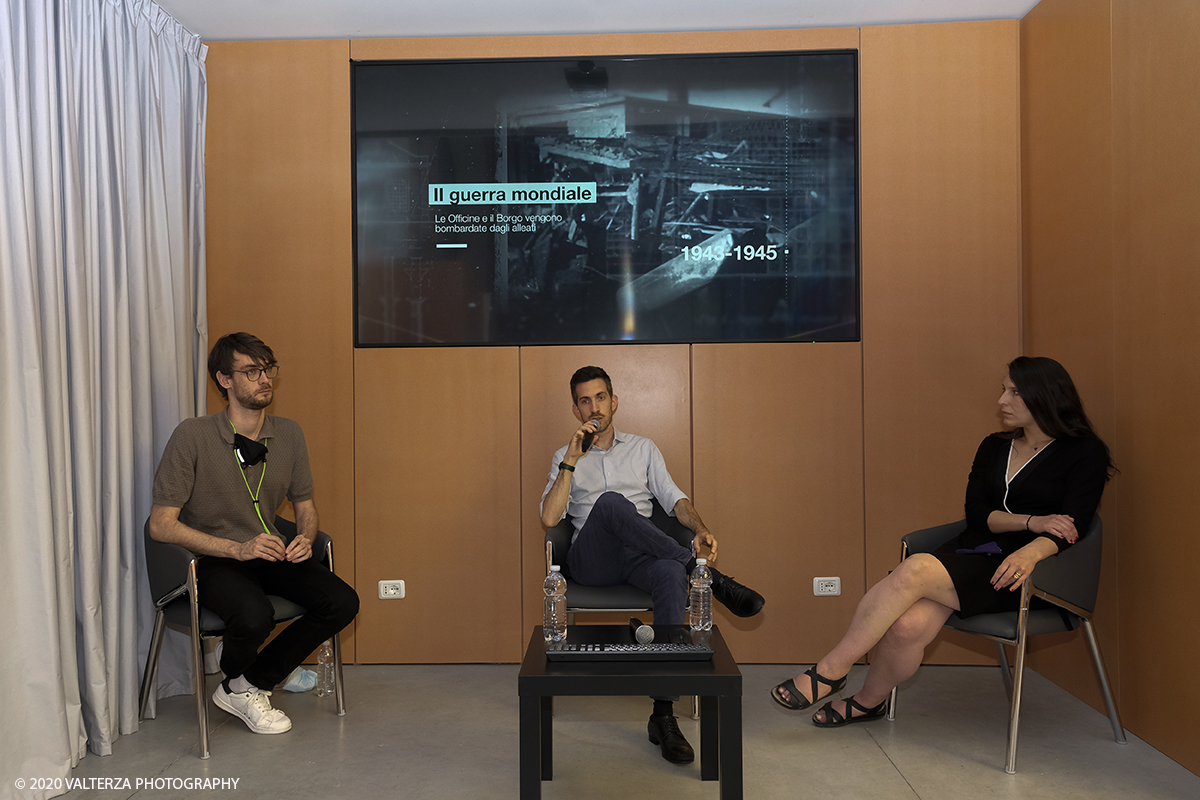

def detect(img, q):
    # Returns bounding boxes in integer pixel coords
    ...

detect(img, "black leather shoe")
[710,568,765,617]
[647,714,695,764]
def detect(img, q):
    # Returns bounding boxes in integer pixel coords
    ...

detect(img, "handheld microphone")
[581,420,599,453]
[629,617,655,644]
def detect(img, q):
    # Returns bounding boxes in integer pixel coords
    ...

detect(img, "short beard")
[234,385,272,411]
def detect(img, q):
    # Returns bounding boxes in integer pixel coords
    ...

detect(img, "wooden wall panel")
[354,347,523,662]
[1110,0,1200,775]
[692,343,863,663]
[205,40,357,657]
[351,27,859,61]
[1020,0,1200,773]
[1019,0,1120,715]
[519,346,691,642]
[202,24,1040,680]
[194,10,1200,778]
[860,22,1022,664]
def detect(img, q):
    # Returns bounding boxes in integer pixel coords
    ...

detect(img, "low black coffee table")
[518,625,743,799]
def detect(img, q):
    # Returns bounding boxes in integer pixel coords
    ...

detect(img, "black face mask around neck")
[233,433,268,468]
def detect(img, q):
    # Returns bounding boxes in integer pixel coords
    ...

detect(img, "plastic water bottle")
[688,558,713,631]
[543,565,568,642]
[316,640,334,697]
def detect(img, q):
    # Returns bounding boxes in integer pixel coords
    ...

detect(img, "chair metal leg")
[995,641,1015,701]
[1004,592,1032,774]
[322,539,347,717]
[139,609,167,720]
[887,538,908,722]
[332,632,346,716]
[691,695,700,720]
[1081,619,1127,744]
[187,565,211,759]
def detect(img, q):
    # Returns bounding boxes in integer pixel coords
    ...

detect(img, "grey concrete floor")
[58,663,1197,799]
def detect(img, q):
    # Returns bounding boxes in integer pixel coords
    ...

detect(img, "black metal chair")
[138,516,346,758]
[886,516,1125,773]
[544,498,695,624]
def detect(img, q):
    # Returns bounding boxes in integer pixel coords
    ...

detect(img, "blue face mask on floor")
[279,667,317,693]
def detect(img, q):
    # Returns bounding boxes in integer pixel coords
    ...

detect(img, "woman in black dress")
[771,356,1114,727]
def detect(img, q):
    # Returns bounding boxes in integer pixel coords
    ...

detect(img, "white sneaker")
[212,684,292,734]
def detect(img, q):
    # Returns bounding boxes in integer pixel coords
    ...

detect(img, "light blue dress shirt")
[540,428,689,542]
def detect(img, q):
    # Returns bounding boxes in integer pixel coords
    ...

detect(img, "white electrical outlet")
[378,580,406,599]
[813,577,841,596]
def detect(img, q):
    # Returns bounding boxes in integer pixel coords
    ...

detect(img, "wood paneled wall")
[205,40,357,657]
[354,347,523,662]
[1111,0,1200,768]
[692,344,864,662]
[860,21,1022,664]
[1022,0,1200,774]
[206,22,1023,669]
[349,27,859,61]
[1019,0,1120,716]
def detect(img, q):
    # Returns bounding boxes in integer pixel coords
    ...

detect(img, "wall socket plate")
[813,577,841,596]
[378,580,405,599]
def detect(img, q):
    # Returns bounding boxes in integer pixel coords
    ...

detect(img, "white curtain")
[0,0,206,794]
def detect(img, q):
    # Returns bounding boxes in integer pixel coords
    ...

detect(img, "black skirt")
[930,545,1020,618]
[930,532,1073,621]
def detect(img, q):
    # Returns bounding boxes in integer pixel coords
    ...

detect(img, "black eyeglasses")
[230,365,279,382]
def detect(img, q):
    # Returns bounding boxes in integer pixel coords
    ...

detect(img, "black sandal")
[770,666,847,711]
[811,696,888,728]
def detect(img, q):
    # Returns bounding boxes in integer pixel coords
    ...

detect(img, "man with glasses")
[149,332,359,735]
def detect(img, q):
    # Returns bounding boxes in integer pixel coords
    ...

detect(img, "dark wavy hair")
[570,366,613,403]
[1003,356,1115,477]
[208,332,277,400]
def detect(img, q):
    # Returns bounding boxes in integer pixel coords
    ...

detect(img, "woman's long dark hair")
[1003,356,1116,477]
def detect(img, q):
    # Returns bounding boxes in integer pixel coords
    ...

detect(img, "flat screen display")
[353,50,859,346]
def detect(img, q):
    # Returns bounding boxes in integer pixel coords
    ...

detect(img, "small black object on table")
[518,624,743,800]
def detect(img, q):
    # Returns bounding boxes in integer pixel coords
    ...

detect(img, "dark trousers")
[566,492,691,625]
[197,555,359,691]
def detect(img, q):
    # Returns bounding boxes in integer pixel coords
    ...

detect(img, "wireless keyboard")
[545,641,713,662]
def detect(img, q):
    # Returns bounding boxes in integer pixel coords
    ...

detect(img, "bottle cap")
[696,558,707,565]
[550,565,561,572]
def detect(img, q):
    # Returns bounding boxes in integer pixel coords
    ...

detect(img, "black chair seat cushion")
[945,605,1080,640]
[564,580,652,611]
[161,595,307,634]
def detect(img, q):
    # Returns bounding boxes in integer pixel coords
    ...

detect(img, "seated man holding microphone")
[540,365,764,764]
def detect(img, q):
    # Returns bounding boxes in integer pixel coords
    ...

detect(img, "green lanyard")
[231,421,270,535]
